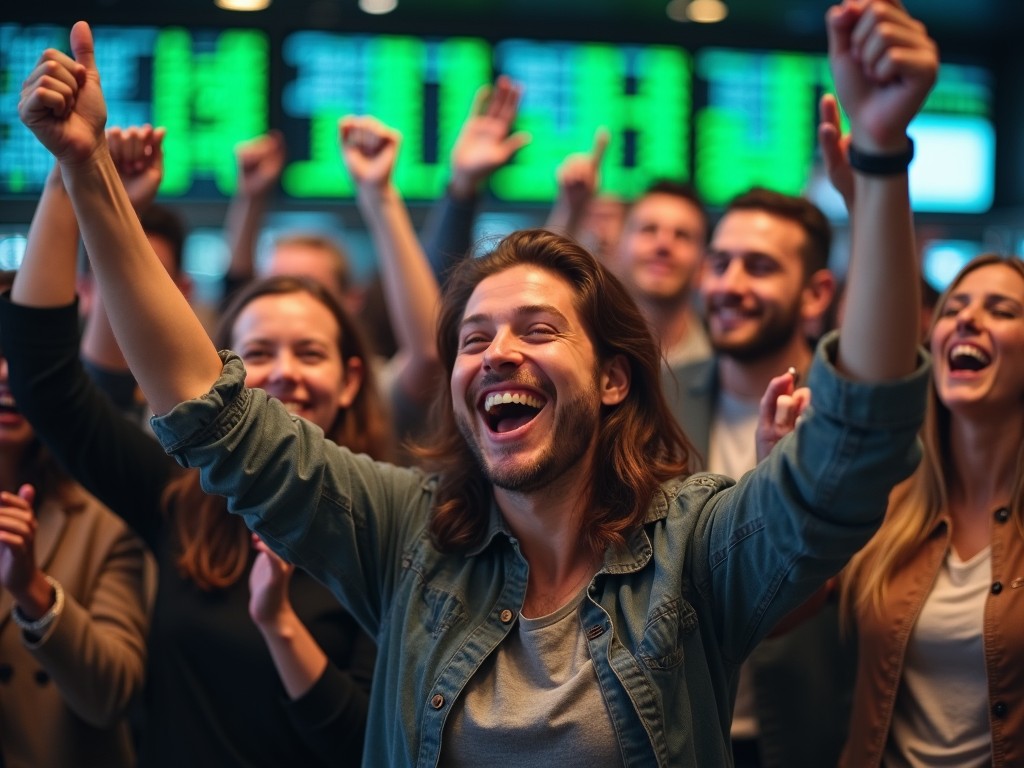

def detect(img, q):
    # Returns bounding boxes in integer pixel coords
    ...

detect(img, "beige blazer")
[0,485,155,768]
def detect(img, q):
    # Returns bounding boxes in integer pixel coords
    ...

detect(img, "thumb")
[503,131,532,156]
[70,21,98,71]
[17,484,36,508]
[590,127,610,168]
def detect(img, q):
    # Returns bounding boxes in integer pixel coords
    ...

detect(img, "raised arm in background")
[543,128,609,239]
[829,0,936,381]
[419,76,529,280]
[222,131,287,294]
[340,115,443,402]
[18,22,223,415]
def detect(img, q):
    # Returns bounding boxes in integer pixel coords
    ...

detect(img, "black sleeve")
[419,189,480,284]
[0,295,175,548]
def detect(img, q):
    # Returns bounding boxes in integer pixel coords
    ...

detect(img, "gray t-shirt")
[440,588,625,767]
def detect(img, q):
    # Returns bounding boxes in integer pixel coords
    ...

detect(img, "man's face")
[702,209,809,361]
[451,265,615,494]
[612,193,706,307]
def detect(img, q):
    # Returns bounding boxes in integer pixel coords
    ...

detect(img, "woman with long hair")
[839,253,1024,767]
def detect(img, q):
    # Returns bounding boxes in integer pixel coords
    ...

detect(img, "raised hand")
[449,76,530,199]
[236,130,286,199]
[248,534,295,629]
[826,0,938,152]
[339,115,400,193]
[817,94,854,208]
[108,124,165,213]
[0,485,43,601]
[755,369,811,463]
[555,128,609,218]
[18,21,107,166]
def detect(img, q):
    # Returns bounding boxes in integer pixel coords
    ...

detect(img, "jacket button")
[994,701,1008,718]
[34,670,50,686]
[499,609,514,624]
[431,694,445,710]
[995,507,1010,523]
[0,665,11,683]
[992,582,1003,595]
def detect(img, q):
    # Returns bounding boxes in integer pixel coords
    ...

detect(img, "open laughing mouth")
[948,343,991,373]
[481,390,546,434]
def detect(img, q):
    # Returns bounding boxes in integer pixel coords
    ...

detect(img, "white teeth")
[950,344,990,364]
[280,402,303,414]
[484,391,543,412]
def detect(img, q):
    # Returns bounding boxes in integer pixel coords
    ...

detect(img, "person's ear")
[337,356,364,409]
[599,354,630,406]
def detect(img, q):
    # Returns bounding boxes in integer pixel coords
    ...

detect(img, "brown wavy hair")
[168,275,393,589]
[413,228,696,555]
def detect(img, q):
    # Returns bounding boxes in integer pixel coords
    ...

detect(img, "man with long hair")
[17,1,937,764]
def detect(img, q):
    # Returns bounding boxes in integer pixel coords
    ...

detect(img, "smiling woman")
[839,253,1024,767]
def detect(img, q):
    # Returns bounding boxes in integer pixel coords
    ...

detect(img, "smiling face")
[702,209,814,361]
[931,262,1024,417]
[231,292,362,433]
[451,264,626,495]
[612,193,706,308]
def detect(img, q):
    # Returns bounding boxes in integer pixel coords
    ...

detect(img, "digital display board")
[491,41,690,202]
[0,23,997,214]
[694,48,995,212]
[1,24,269,198]
[280,32,491,199]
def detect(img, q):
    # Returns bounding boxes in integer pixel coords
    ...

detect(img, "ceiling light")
[665,0,690,22]
[359,0,398,14]
[215,0,271,10]
[687,0,728,23]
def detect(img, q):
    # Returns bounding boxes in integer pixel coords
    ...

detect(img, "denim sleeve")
[695,332,930,662]
[150,352,435,634]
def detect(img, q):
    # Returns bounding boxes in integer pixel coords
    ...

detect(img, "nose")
[482,328,523,372]
[955,304,980,334]
[269,350,299,382]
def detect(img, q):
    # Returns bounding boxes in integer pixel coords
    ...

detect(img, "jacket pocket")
[637,597,698,671]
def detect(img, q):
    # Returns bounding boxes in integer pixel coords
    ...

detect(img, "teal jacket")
[152,334,928,767]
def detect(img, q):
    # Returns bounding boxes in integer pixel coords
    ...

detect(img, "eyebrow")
[460,303,571,330]
[947,292,1024,307]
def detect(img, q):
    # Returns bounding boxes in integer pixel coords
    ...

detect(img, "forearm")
[256,608,329,700]
[81,294,128,371]
[837,169,919,381]
[358,185,442,390]
[13,165,79,308]
[224,191,268,282]
[420,189,479,282]
[61,146,222,414]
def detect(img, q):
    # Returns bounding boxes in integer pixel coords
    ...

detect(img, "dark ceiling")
[11,0,1024,58]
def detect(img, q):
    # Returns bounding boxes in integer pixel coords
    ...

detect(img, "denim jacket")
[152,334,928,768]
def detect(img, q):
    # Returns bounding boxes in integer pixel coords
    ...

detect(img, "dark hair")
[632,179,710,243]
[271,233,354,298]
[724,188,832,278]
[167,274,393,590]
[414,229,695,554]
[139,204,186,275]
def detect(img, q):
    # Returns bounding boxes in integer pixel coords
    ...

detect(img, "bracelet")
[12,574,65,636]
[847,138,915,175]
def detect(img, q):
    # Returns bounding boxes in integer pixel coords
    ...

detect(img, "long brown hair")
[414,228,696,555]
[841,253,1024,621]
[168,275,393,590]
